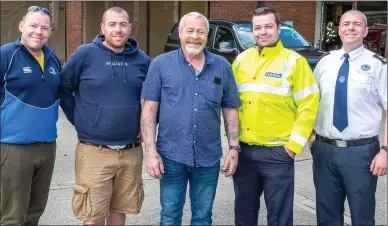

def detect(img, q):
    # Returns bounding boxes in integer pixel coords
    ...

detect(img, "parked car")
[164,20,326,70]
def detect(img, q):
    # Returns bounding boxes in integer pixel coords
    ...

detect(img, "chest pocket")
[349,73,374,98]
[201,79,223,105]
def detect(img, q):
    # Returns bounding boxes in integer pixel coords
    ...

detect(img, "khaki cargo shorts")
[72,141,144,224]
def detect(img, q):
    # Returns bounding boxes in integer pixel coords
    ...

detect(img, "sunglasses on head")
[26,6,52,20]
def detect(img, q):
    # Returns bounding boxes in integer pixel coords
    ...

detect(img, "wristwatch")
[381,145,388,152]
[229,145,241,152]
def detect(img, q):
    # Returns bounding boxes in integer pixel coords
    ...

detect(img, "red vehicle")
[364,27,386,56]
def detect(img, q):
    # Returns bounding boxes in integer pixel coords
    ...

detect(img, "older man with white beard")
[140,12,241,226]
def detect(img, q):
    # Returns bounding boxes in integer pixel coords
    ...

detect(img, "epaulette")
[317,51,332,63]
[373,53,387,65]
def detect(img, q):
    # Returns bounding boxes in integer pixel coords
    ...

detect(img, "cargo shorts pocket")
[72,184,91,221]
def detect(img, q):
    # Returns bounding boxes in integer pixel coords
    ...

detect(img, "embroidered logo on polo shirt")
[23,67,32,73]
[361,64,370,71]
[49,67,57,75]
[265,72,282,78]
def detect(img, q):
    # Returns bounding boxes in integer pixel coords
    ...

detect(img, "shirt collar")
[338,45,364,61]
[178,47,214,65]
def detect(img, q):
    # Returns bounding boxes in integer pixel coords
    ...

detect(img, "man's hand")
[308,133,316,149]
[146,151,164,179]
[284,145,296,159]
[222,149,239,177]
[370,150,387,176]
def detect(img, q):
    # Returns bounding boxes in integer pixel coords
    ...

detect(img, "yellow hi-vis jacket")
[232,41,320,154]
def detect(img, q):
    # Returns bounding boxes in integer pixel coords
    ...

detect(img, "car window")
[213,26,236,50]
[207,26,215,48]
[233,24,311,49]
[280,27,310,48]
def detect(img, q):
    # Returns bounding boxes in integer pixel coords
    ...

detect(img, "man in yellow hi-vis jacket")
[231,7,320,226]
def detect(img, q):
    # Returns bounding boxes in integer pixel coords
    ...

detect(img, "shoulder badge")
[373,53,387,65]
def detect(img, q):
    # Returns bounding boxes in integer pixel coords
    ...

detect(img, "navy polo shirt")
[141,48,240,167]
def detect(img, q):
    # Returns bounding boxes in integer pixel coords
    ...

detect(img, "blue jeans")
[159,153,220,226]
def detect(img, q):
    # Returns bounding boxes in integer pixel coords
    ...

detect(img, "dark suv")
[164,20,326,69]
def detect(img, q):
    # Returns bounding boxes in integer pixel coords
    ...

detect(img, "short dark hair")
[253,7,280,27]
[102,6,129,23]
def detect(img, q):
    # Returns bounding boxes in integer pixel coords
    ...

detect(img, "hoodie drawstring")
[109,52,127,83]
[122,54,127,83]
[110,53,115,80]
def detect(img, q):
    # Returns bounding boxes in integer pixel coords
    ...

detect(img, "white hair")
[340,10,368,26]
[179,12,209,32]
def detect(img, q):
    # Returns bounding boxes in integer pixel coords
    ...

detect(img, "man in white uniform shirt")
[311,10,387,226]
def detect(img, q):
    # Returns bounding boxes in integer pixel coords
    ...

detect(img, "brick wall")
[261,1,316,43]
[209,1,316,43]
[66,2,83,60]
[210,1,258,21]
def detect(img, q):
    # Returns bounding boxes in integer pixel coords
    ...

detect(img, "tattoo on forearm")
[141,115,157,152]
[224,118,238,142]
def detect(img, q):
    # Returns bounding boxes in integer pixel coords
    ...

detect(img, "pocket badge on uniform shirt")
[361,64,371,71]
[213,77,222,85]
[357,64,372,75]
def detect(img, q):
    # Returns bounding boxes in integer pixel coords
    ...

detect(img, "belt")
[79,140,141,150]
[316,135,378,148]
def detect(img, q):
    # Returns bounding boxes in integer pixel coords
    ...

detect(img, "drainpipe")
[385,3,388,58]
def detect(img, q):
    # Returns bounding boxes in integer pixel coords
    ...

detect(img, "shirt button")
[194,125,197,128]
[195,93,198,95]
[196,78,199,80]
[194,141,196,144]
[188,63,191,66]
[194,109,197,111]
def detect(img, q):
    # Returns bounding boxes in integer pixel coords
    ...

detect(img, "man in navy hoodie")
[59,6,151,225]
[1,6,61,225]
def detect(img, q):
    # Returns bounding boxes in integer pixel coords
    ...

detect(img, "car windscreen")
[233,24,311,49]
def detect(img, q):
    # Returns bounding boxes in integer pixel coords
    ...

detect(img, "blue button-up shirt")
[141,48,240,167]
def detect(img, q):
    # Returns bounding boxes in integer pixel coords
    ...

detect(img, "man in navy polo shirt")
[1,6,61,225]
[141,12,241,226]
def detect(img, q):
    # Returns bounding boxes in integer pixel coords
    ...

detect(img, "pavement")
[39,110,387,225]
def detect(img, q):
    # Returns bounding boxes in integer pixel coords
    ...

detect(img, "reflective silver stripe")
[281,53,299,88]
[267,140,287,145]
[293,84,319,101]
[290,132,307,146]
[238,83,292,96]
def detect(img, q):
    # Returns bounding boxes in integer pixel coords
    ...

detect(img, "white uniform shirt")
[313,46,387,140]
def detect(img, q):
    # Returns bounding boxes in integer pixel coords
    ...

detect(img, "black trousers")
[233,143,295,226]
[311,139,379,226]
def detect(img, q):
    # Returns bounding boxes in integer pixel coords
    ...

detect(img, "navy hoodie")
[59,34,151,145]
